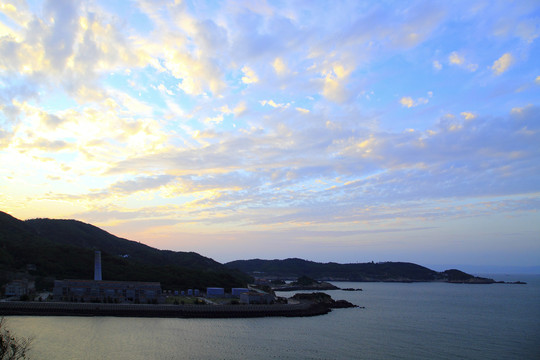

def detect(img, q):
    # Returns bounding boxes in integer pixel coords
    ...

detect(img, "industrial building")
[4,279,35,298]
[206,287,225,297]
[52,250,164,304]
[231,288,249,296]
[53,279,163,303]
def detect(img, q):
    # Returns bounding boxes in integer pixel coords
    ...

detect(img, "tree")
[0,318,31,360]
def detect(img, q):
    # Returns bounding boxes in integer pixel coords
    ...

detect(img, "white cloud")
[448,51,478,72]
[272,57,289,76]
[491,53,514,75]
[241,66,259,84]
[321,63,353,103]
[400,97,415,108]
[260,100,289,108]
[157,84,174,96]
[400,94,430,108]
[460,112,476,120]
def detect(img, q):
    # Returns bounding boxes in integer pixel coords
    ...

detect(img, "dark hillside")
[0,211,250,290]
[25,218,220,270]
[226,258,444,282]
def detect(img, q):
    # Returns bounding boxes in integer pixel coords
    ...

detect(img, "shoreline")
[0,301,331,318]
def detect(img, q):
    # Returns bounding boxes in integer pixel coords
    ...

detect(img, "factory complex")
[51,251,274,305]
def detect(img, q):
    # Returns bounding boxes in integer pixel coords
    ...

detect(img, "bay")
[5,274,540,359]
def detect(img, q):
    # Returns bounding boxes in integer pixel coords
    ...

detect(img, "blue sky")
[1,0,539,270]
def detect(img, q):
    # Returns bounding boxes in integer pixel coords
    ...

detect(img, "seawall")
[0,301,330,318]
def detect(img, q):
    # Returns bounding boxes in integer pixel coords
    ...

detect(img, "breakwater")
[0,301,330,318]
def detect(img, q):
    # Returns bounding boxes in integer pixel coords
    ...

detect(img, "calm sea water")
[5,274,540,360]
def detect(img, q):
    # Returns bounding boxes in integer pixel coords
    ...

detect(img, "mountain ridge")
[225,258,496,283]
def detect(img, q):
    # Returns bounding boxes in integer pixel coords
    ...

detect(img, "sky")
[1,0,539,271]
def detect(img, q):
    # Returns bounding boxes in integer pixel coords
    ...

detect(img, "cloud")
[400,97,415,108]
[321,63,353,103]
[99,106,540,221]
[17,137,71,152]
[399,93,431,108]
[110,175,175,195]
[241,66,259,84]
[233,102,247,116]
[491,53,514,75]
[272,57,289,76]
[43,0,80,71]
[260,99,289,108]
[432,60,442,70]
[448,51,478,71]
[460,112,476,120]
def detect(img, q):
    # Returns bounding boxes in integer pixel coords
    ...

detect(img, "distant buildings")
[52,250,164,304]
[4,279,35,298]
[206,287,225,297]
[231,288,249,297]
[53,279,163,304]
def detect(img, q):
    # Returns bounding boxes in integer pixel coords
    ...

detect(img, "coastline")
[0,301,331,318]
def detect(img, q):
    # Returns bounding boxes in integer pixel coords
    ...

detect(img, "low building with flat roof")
[206,287,225,297]
[231,288,249,297]
[53,279,164,304]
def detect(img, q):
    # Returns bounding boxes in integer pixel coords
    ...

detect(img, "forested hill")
[24,217,218,269]
[0,211,250,290]
[225,258,494,283]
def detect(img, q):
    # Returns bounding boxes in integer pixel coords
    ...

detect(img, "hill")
[225,258,495,283]
[24,218,220,269]
[0,211,250,291]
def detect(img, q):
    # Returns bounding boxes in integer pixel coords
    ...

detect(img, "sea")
[5,274,540,360]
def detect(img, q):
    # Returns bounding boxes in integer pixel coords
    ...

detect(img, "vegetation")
[226,258,493,283]
[225,258,445,281]
[292,275,318,286]
[443,269,495,283]
[0,211,251,291]
[0,318,31,360]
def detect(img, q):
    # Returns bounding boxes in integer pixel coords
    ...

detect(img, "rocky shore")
[290,292,359,310]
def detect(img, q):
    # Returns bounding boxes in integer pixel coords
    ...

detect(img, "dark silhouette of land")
[225,258,499,283]
[0,211,250,290]
[1,211,515,295]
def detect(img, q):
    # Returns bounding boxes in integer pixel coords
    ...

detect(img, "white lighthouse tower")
[94,250,102,281]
